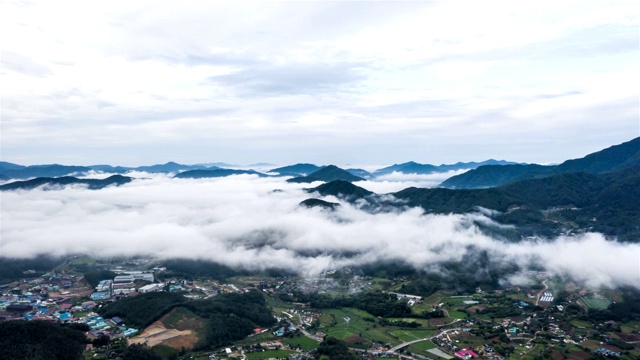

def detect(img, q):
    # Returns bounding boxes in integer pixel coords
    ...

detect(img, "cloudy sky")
[2,1,638,166]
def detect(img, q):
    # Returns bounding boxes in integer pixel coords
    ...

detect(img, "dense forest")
[0,256,64,282]
[160,259,247,281]
[99,291,276,350]
[315,337,359,360]
[0,321,88,360]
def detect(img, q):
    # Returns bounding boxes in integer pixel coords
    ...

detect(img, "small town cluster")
[1,256,638,360]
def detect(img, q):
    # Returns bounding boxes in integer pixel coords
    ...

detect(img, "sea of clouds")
[1,173,638,289]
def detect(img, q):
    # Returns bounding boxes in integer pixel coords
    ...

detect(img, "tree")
[123,344,162,360]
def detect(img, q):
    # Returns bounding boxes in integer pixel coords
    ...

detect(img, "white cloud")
[1,175,638,288]
[1,1,638,166]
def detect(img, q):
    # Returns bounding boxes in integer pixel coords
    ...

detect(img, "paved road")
[388,337,432,352]
[535,279,549,306]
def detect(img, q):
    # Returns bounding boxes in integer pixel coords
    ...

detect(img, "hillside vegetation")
[99,291,276,350]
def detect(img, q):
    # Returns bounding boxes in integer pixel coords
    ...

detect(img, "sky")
[2,1,639,167]
[2,173,639,288]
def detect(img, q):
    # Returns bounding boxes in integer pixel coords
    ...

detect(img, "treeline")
[281,291,412,318]
[160,259,247,281]
[100,292,186,327]
[315,337,359,360]
[0,321,87,360]
[83,269,117,288]
[99,291,276,350]
[581,288,640,323]
[0,256,64,282]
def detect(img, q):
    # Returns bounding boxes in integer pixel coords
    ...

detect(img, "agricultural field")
[245,349,295,359]
[283,336,320,351]
[389,329,434,342]
[580,296,611,310]
[318,308,407,346]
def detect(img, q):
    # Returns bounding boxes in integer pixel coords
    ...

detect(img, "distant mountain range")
[441,137,640,189]
[269,163,320,177]
[373,159,520,176]
[174,169,266,179]
[2,137,638,240]
[287,165,364,183]
[0,162,217,179]
[0,175,132,191]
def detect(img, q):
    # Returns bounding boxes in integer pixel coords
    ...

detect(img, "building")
[113,273,154,283]
[455,349,479,359]
[388,292,423,303]
[138,283,164,293]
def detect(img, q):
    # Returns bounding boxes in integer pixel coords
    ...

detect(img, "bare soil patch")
[130,322,193,348]
[129,308,204,350]
[343,335,369,344]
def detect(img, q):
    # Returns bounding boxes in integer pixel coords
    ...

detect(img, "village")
[0,256,638,360]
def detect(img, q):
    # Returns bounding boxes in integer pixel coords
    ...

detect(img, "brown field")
[343,335,369,344]
[129,308,204,350]
[466,305,487,314]
[129,322,193,348]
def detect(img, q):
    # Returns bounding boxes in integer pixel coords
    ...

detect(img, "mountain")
[174,169,266,179]
[555,137,640,173]
[394,166,640,240]
[373,159,520,176]
[440,164,552,189]
[441,137,640,189]
[0,175,132,191]
[269,163,321,177]
[307,180,374,200]
[287,165,365,183]
[196,162,239,168]
[0,164,92,180]
[88,165,135,173]
[135,162,209,173]
[346,168,372,179]
[300,198,340,210]
[0,161,26,171]
[374,161,438,176]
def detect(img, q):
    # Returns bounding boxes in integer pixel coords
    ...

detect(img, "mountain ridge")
[441,137,640,189]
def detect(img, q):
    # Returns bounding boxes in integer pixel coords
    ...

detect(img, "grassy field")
[283,336,320,351]
[245,349,295,359]
[409,340,436,351]
[570,320,593,328]
[447,310,467,319]
[389,329,434,342]
[319,308,403,346]
[581,297,611,310]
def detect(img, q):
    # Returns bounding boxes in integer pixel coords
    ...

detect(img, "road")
[535,279,549,306]
[388,337,433,352]
[388,326,460,355]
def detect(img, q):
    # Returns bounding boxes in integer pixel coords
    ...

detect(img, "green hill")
[269,163,320,176]
[300,198,340,210]
[0,175,132,191]
[287,165,364,183]
[307,180,373,200]
[394,166,640,240]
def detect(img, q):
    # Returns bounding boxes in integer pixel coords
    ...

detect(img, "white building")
[139,283,164,293]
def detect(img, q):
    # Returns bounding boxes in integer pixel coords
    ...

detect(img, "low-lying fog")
[1,173,638,289]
